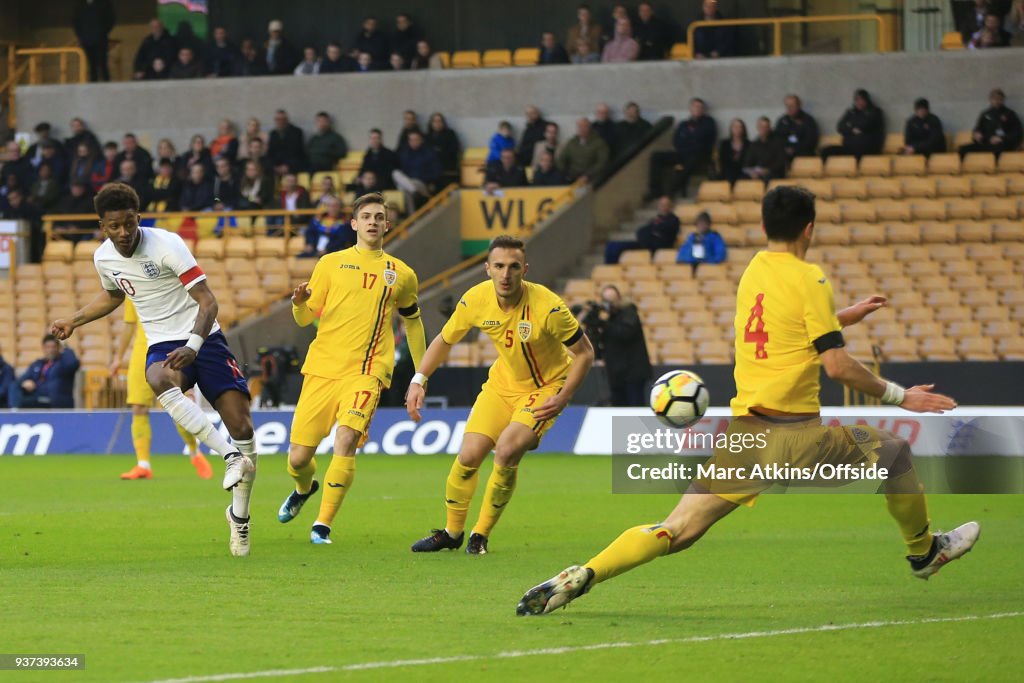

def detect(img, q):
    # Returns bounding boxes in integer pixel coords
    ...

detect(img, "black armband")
[812,330,845,354]
[563,327,584,347]
[398,303,420,317]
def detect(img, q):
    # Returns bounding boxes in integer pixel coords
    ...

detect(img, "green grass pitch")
[2,453,1022,682]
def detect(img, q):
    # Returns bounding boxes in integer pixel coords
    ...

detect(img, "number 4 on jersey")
[744,293,768,359]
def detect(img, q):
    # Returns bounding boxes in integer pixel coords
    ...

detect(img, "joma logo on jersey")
[141,261,160,279]
[517,321,533,341]
[383,268,397,286]
[340,264,360,270]
[481,320,501,327]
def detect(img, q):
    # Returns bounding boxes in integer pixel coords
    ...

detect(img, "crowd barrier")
[0,407,1020,457]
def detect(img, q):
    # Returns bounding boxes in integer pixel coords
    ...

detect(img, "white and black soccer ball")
[649,369,709,428]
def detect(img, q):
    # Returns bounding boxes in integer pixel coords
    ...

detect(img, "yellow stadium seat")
[705,203,738,225]
[928,153,960,175]
[880,338,919,362]
[697,181,731,203]
[892,155,926,177]
[910,200,947,222]
[936,176,972,197]
[482,49,512,68]
[437,52,450,68]
[893,244,928,262]
[848,222,885,245]
[254,236,286,258]
[653,249,680,265]
[620,250,652,265]
[962,152,996,175]
[992,222,1022,242]
[952,131,975,148]
[874,200,911,222]
[882,133,905,155]
[288,256,316,280]
[512,47,539,66]
[859,155,892,177]
[789,157,823,178]
[732,180,764,202]
[958,337,997,360]
[940,31,964,50]
[971,175,1007,197]
[224,236,255,259]
[997,337,1024,360]
[824,156,858,178]
[900,177,936,198]
[839,201,876,223]
[564,279,595,299]
[966,243,1003,260]
[885,221,920,243]
[946,198,982,220]
[72,240,99,261]
[624,264,658,281]
[819,134,842,149]
[982,198,1019,220]
[450,50,481,69]
[919,337,958,361]
[658,341,695,364]
[956,221,992,243]
[831,179,867,200]
[907,321,943,339]
[196,239,225,260]
[997,151,1024,174]
[815,201,841,224]
[43,240,74,263]
[669,43,692,60]
[866,177,901,199]
[734,202,761,225]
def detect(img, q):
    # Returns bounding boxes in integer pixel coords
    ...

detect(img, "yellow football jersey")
[300,246,418,387]
[441,280,582,393]
[122,298,148,355]
[731,251,842,415]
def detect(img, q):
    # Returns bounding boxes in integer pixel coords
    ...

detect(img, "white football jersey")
[93,227,221,345]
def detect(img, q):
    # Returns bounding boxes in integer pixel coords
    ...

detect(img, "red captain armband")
[179,266,205,287]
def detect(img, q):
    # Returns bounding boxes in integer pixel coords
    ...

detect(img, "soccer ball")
[649,370,709,428]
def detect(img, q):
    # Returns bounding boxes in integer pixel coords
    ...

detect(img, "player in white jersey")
[50,182,257,557]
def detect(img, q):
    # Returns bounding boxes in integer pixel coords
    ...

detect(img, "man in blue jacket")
[8,335,80,409]
[393,130,441,211]
[676,211,726,273]
[647,98,717,199]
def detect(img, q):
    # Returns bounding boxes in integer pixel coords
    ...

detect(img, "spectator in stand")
[115,133,153,181]
[37,142,68,186]
[604,195,680,264]
[90,141,119,191]
[592,103,618,155]
[959,0,992,44]
[155,138,177,168]
[65,117,100,156]
[0,345,12,408]
[69,142,98,187]
[426,112,461,187]
[487,121,516,164]
[571,37,601,64]
[821,89,885,159]
[634,1,670,60]
[294,46,321,75]
[169,46,203,79]
[315,175,338,207]
[355,52,376,72]
[179,163,214,212]
[484,148,529,191]
[28,163,61,212]
[245,138,273,177]
[616,101,652,152]
[145,56,169,80]
[567,4,602,56]
[411,40,444,69]
[26,123,64,170]
[1,189,43,261]
[388,53,406,71]
[348,169,384,195]
[360,128,400,189]
[603,4,631,45]
[647,97,716,198]
[74,0,115,82]
[116,159,150,206]
[959,88,1022,157]
[558,117,610,183]
[903,98,946,156]
[355,16,390,67]
[52,181,96,242]
[969,11,1011,47]
[602,17,640,62]
[396,110,422,154]
[320,42,356,73]
[518,106,549,166]
[176,134,213,182]
[392,13,422,65]
[237,117,268,161]
[205,26,239,77]
[1008,0,1024,45]
[532,150,569,186]
[8,336,79,409]
[173,21,203,57]
[692,0,736,59]
[278,172,312,227]
[743,116,787,183]
[774,94,820,164]
[676,210,726,272]
[147,159,181,212]
[532,122,560,168]
[133,19,176,80]
[268,109,306,175]
[1,141,33,194]
[306,112,348,173]
[211,156,239,210]
[237,159,274,211]
[236,38,268,76]
[539,31,570,64]
[210,119,238,161]
[393,130,441,210]
[265,19,301,75]
[301,195,354,257]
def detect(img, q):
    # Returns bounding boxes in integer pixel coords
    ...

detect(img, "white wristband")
[185,334,205,354]
[881,381,905,406]
[411,372,429,387]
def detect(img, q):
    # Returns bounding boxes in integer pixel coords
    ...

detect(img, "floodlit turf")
[2,453,1022,683]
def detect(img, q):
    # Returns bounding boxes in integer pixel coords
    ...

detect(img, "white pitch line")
[141,611,1024,683]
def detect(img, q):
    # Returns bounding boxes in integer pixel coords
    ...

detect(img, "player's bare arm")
[162,281,218,371]
[837,295,887,327]
[405,333,454,422]
[820,347,956,413]
[532,333,595,421]
[51,288,125,340]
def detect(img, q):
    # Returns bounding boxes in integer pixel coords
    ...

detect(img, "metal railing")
[685,13,891,57]
[2,46,89,128]
[383,182,458,245]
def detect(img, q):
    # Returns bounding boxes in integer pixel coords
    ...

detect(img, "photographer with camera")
[582,285,651,407]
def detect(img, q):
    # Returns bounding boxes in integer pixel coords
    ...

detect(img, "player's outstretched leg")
[411,433,492,552]
[517,487,736,615]
[279,444,320,523]
[215,390,258,556]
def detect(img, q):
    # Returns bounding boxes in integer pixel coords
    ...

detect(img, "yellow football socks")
[444,459,480,537]
[176,424,198,456]
[885,470,932,556]
[472,464,518,537]
[316,455,355,527]
[130,414,151,467]
[287,458,317,495]
[584,524,674,584]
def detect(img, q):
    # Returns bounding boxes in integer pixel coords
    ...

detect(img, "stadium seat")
[669,42,692,60]
[288,256,316,280]
[907,321,943,339]
[849,222,886,245]
[874,200,911,222]
[997,337,1024,360]
[917,220,956,243]
[927,153,960,175]
[653,248,679,265]
[958,336,997,360]
[42,240,74,262]
[940,31,964,49]
[824,156,858,178]
[658,341,695,364]
[819,134,842,148]
[623,264,658,281]
[732,180,764,202]
[992,222,1021,242]
[859,155,891,177]
[512,47,540,66]
[482,49,512,67]
[591,264,623,283]
[831,178,867,200]
[961,152,996,175]
[196,239,226,260]
[882,133,905,155]
[814,201,841,224]
[72,240,98,261]
[971,175,1007,197]
[956,221,992,243]
[918,337,958,361]
[910,200,947,222]
[961,288,997,307]
[630,279,663,297]
[564,279,595,299]
[892,155,926,177]
[982,198,1019,220]
[789,157,823,178]
[695,340,731,363]
[946,198,982,220]
[436,52,451,68]
[997,151,1024,174]
[706,203,738,225]
[1002,289,1024,307]
[936,176,971,198]
[966,243,1003,260]
[450,50,481,68]
[839,201,876,223]
[254,236,286,258]
[946,320,983,339]
[901,176,936,198]
[446,344,477,367]
[866,178,901,199]
[880,337,918,361]
[697,181,731,202]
